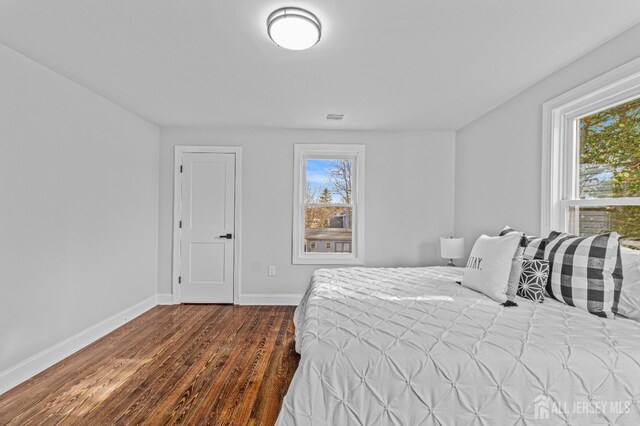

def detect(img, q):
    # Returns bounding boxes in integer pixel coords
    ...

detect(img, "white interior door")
[179,152,235,303]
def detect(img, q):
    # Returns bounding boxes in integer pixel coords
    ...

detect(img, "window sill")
[292,256,365,266]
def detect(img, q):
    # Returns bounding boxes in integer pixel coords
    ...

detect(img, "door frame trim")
[172,146,243,304]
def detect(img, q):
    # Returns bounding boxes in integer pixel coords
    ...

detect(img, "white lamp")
[267,7,322,50]
[440,235,465,267]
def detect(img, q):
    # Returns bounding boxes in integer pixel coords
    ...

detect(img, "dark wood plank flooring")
[0,305,300,425]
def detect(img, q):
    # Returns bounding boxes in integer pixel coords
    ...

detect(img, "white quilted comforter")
[276,267,640,425]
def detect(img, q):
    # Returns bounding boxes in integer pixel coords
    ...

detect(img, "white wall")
[0,44,159,372]
[454,24,640,253]
[159,128,456,297]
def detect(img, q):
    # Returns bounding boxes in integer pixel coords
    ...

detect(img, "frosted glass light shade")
[267,8,321,50]
[440,237,465,259]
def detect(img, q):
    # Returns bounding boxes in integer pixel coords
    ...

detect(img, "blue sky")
[306,159,345,201]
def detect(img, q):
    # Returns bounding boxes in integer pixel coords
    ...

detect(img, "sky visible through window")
[306,159,349,203]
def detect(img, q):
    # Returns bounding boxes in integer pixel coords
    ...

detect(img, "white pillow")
[617,248,640,321]
[506,246,524,302]
[462,233,522,303]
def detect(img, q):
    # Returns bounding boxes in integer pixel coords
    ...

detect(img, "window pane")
[306,159,352,204]
[578,97,640,199]
[304,206,352,253]
[568,205,640,250]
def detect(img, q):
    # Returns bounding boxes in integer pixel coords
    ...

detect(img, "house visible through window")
[334,242,351,253]
[293,144,365,264]
[543,62,640,251]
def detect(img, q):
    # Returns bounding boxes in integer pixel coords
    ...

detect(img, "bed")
[276,266,640,425]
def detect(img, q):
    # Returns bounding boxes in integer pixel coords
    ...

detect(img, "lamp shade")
[440,237,465,259]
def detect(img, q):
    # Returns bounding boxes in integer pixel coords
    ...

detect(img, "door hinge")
[180,165,183,173]
[179,220,182,228]
[178,276,182,284]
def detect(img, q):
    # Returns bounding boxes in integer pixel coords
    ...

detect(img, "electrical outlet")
[268,266,276,276]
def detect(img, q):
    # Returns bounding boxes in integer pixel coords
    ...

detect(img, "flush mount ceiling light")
[267,7,321,50]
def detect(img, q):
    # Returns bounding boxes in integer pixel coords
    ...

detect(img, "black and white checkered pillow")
[544,231,623,318]
[499,226,546,260]
[523,237,546,260]
[518,260,549,302]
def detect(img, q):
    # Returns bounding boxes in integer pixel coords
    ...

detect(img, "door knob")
[218,233,233,239]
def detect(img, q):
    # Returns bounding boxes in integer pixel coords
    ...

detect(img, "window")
[542,59,640,250]
[292,144,365,264]
[334,242,351,253]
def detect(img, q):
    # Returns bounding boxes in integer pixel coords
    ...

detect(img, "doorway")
[173,147,242,304]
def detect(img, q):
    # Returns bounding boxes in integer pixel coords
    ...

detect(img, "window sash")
[561,198,640,208]
[299,204,358,257]
[304,203,354,208]
[302,154,357,205]
[561,104,640,209]
[558,114,640,230]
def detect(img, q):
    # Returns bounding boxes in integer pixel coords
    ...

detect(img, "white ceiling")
[1,1,640,130]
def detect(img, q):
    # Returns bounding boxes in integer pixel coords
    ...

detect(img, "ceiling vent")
[326,113,345,121]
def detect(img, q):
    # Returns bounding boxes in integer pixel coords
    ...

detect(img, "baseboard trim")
[156,293,174,305]
[0,294,158,396]
[240,293,303,306]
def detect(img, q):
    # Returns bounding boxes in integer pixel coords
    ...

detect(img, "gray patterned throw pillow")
[517,259,549,303]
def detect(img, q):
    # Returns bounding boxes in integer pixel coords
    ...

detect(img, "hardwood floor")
[0,305,300,426]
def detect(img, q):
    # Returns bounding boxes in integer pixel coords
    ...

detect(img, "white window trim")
[541,57,640,237]
[292,144,365,265]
